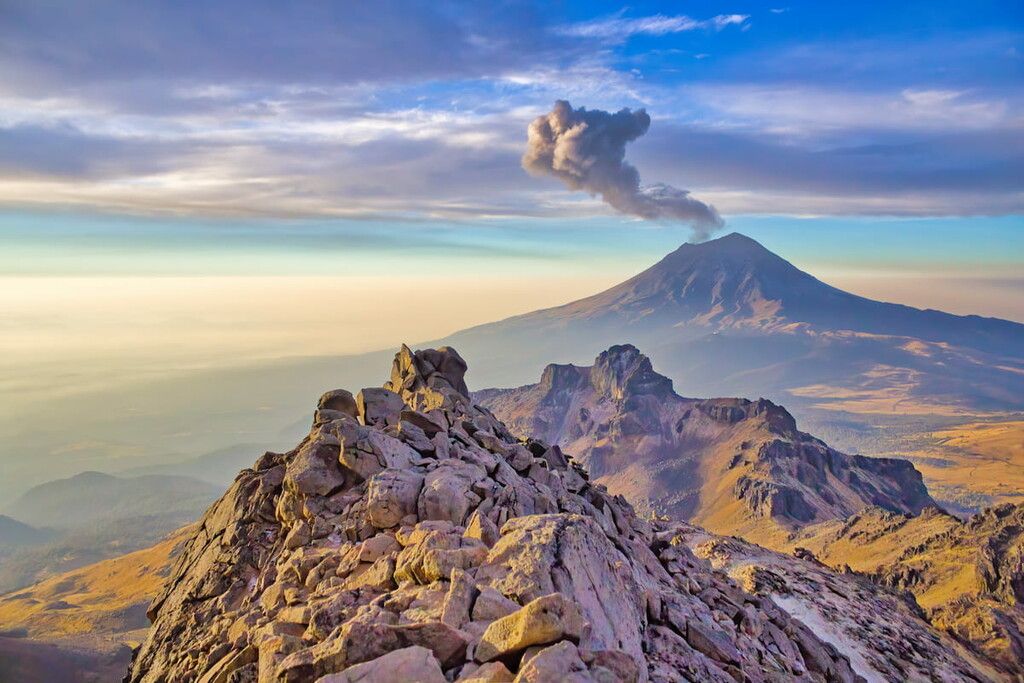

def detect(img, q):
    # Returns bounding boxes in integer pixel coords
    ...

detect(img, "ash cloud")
[522,100,723,239]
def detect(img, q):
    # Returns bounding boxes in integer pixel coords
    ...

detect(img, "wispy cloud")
[558,12,749,40]
[689,84,1020,135]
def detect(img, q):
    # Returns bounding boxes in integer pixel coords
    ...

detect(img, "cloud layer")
[523,100,723,238]
[0,1,1019,221]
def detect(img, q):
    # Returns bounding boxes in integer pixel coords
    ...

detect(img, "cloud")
[558,12,749,40]
[632,121,1024,215]
[690,84,1018,135]
[522,100,723,238]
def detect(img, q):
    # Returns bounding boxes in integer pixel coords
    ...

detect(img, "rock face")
[788,504,1024,676]
[668,523,1000,682]
[476,344,935,546]
[127,345,884,683]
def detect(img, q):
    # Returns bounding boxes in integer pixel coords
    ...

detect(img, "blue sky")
[0,0,1021,281]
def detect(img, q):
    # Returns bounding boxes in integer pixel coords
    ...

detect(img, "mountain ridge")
[123,345,995,682]
[477,343,937,547]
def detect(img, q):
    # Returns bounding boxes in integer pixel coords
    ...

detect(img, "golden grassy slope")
[0,525,191,643]
[907,420,1024,508]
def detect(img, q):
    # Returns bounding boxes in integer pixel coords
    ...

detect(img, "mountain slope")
[126,345,993,682]
[478,344,935,546]
[448,232,1024,414]
[0,526,193,683]
[668,522,1002,681]
[786,504,1024,674]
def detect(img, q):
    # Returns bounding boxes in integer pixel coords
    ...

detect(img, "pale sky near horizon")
[2,211,1022,409]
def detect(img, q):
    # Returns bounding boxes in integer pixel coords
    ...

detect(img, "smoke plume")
[522,100,723,239]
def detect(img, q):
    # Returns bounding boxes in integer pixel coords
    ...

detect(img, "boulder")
[356,388,406,427]
[440,568,478,629]
[464,510,499,548]
[366,469,424,529]
[456,661,515,682]
[513,641,591,682]
[318,389,359,419]
[286,437,345,497]
[474,593,586,663]
[315,646,446,683]
[471,587,519,623]
[418,460,486,526]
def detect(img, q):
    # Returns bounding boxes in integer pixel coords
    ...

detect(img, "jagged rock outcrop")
[476,344,935,546]
[788,503,1024,675]
[127,345,884,682]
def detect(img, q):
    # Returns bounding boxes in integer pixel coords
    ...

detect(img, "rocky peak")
[697,398,798,436]
[538,362,588,396]
[386,344,470,406]
[479,344,937,538]
[589,344,673,401]
[127,345,884,683]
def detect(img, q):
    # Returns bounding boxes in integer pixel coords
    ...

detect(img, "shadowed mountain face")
[0,516,52,549]
[449,233,1024,413]
[477,344,936,545]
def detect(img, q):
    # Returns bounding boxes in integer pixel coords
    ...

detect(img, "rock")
[318,389,359,419]
[464,510,499,548]
[587,649,640,683]
[475,593,586,663]
[513,641,590,682]
[476,515,644,662]
[366,469,424,529]
[315,646,446,683]
[440,568,478,629]
[286,437,345,497]
[418,460,485,526]
[357,533,399,563]
[457,661,515,682]
[390,621,469,668]
[686,619,741,666]
[340,427,420,482]
[356,387,406,427]
[471,587,519,623]
[258,635,301,683]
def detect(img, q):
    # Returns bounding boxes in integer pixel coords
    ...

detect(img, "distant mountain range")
[0,516,53,550]
[4,472,220,530]
[0,472,219,594]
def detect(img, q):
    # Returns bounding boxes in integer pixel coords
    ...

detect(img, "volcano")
[446,233,1024,415]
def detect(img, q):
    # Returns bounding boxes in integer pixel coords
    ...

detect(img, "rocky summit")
[476,344,935,547]
[124,344,937,683]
